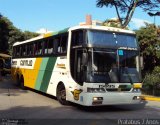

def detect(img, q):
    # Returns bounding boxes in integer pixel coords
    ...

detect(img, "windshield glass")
[87,30,137,49]
[86,49,141,83]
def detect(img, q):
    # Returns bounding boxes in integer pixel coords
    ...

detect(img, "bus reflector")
[133,83,142,89]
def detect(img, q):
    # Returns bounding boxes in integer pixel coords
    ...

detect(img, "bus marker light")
[133,83,142,89]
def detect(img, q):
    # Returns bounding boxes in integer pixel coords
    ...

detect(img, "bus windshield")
[87,30,137,49]
[86,49,141,83]
[70,29,141,84]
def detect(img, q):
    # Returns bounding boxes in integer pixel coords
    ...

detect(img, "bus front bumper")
[78,92,142,106]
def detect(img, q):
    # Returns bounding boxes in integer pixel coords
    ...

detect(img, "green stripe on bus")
[40,57,57,92]
[34,58,49,90]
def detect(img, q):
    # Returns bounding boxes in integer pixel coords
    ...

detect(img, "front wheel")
[57,84,68,105]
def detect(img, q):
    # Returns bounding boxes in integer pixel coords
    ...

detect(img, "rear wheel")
[15,75,20,86]
[57,84,68,105]
[1,71,6,76]
[20,76,26,90]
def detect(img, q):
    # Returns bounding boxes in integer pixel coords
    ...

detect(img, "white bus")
[11,24,142,106]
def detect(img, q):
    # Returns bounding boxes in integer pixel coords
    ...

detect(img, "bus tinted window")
[61,35,68,53]
[33,43,37,55]
[37,41,43,55]
[13,32,68,58]
[20,46,25,56]
[48,38,53,54]
[16,46,20,57]
[44,39,48,54]
[71,30,84,46]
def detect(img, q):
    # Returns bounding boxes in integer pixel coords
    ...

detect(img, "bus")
[0,53,11,76]
[11,23,142,106]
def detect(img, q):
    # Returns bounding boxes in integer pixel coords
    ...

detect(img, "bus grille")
[106,88,131,92]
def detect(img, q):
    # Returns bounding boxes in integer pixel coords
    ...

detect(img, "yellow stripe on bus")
[44,33,52,38]
[25,58,42,88]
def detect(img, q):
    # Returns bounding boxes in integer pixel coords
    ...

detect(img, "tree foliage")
[0,14,39,54]
[143,66,160,95]
[96,0,160,28]
[0,14,10,53]
[136,24,160,72]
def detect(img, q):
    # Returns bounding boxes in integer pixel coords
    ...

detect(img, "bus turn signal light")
[133,83,142,89]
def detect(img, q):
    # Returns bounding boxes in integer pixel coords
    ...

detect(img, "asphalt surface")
[0,75,160,125]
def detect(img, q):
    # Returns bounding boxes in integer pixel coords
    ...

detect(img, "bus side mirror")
[140,56,144,69]
[82,52,88,66]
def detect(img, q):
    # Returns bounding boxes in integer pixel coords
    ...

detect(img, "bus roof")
[13,27,69,46]
[13,25,135,46]
[69,25,135,34]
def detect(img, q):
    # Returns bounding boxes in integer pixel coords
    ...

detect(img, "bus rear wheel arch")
[16,74,26,90]
[20,75,26,90]
[56,82,68,105]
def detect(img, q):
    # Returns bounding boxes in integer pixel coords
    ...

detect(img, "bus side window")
[48,38,53,54]
[29,44,33,56]
[44,39,48,54]
[24,45,27,56]
[13,47,16,57]
[26,44,29,56]
[37,41,43,55]
[16,46,20,57]
[20,46,23,56]
[25,45,28,56]
[54,38,60,54]
[21,46,24,56]
[71,30,84,46]
[33,43,37,56]
[61,35,68,53]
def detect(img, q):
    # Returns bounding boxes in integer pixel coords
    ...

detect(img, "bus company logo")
[20,60,33,66]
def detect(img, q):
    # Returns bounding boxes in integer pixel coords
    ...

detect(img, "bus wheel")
[57,84,68,105]
[20,76,26,90]
[1,71,6,76]
[15,75,20,86]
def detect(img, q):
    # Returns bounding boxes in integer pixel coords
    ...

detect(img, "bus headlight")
[92,97,103,105]
[133,96,141,100]
[132,88,141,92]
[87,88,105,93]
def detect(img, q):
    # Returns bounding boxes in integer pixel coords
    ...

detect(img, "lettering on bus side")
[20,60,33,66]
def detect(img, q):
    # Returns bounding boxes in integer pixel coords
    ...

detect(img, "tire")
[15,75,20,86]
[20,76,26,90]
[57,84,68,105]
[1,71,6,76]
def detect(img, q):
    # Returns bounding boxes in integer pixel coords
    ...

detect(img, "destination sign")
[20,60,32,66]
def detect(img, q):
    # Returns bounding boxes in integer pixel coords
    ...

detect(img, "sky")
[0,0,160,33]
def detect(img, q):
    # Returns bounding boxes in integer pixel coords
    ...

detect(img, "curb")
[141,95,160,102]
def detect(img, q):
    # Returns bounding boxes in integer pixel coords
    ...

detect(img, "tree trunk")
[121,0,138,28]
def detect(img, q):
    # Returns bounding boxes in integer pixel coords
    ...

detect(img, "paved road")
[0,75,160,125]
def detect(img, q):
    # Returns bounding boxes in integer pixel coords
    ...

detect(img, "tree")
[96,0,160,28]
[23,31,38,40]
[0,14,39,54]
[0,14,10,53]
[136,24,160,72]
[143,66,160,95]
